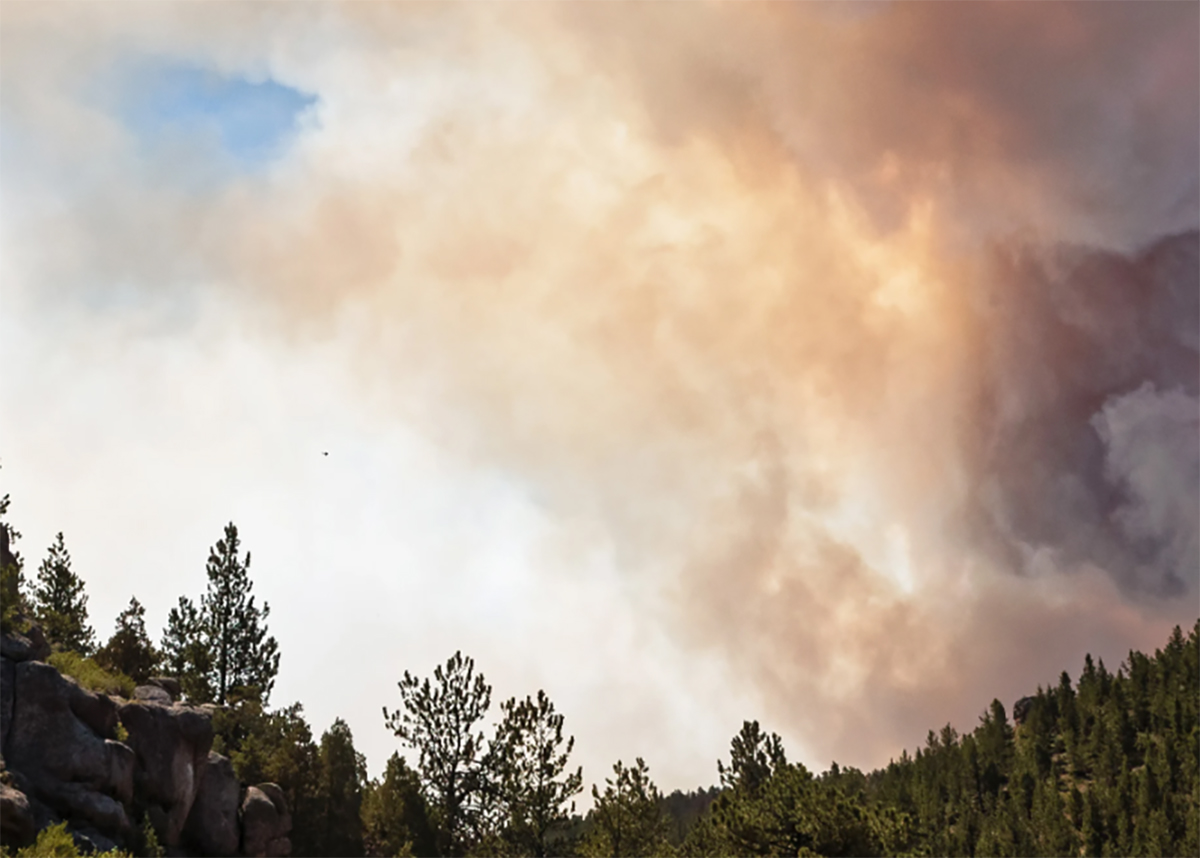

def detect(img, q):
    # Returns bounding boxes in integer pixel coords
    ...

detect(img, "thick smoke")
[965,232,1199,599]
[2,1,1197,774]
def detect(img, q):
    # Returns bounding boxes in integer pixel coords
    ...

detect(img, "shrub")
[0,821,133,857]
[47,651,135,698]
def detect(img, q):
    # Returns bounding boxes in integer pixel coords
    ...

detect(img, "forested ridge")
[2,500,1197,857]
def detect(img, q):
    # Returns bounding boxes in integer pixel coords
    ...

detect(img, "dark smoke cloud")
[965,232,1199,598]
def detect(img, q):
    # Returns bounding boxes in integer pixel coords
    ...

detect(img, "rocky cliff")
[0,625,292,856]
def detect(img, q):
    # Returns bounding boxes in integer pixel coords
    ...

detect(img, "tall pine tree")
[159,523,279,705]
[201,523,280,705]
[384,651,492,857]
[31,532,96,655]
[488,690,583,857]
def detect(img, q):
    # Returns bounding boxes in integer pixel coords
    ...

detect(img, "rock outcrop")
[3,659,133,840]
[185,752,241,857]
[241,784,292,858]
[0,781,36,844]
[119,697,214,848]
[0,624,50,664]
[0,630,292,855]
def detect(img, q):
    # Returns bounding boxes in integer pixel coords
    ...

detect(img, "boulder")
[5,661,126,793]
[3,661,134,844]
[71,825,122,855]
[0,781,36,846]
[119,699,213,848]
[134,685,173,705]
[52,782,130,835]
[241,784,292,857]
[107,739,136,806]
[0,625,50,664]
[183,752,240,857]
[148,677,181,700]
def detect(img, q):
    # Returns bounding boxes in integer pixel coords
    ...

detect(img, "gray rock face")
[134,684,173,705]
[3,650,291,856]
[3,660,133,841]
[1,655,14,754]
[6,661,120,779]
[184,752,241,857]
[0,626,50,664]
[148,676,181,700]
[0,781,36,846]
[119,699,213,848]
[241,783,292,857]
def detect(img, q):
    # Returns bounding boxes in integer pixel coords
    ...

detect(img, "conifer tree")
[95,596,159,684]
[158,524,279,705]
[0,489,25,633]
[159,523,279,705]
[583,758,669,858]
[200,523,280,704]
[161,595,214,702]
[384,650,492,857]
[314,718,368,858]
[31,532,96,655]
[361,753,437,858]
[488,690,583,857]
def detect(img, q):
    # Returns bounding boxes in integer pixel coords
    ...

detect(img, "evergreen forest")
[2,498,1197,857]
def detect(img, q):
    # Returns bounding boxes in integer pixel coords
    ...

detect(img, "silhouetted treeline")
[2,497,1196,856]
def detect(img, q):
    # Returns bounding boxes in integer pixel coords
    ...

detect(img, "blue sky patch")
[116,61,317,169]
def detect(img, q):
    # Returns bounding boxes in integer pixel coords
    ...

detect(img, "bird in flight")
[322,452,329,456]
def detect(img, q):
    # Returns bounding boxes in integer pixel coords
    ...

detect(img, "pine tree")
[161,595,215,703]
[95,596,159,684]
[30,533,96,655]
[488,690,583,857]
[160,524,280,705]
[201,523,280,705]
[0,489,26,633]
[314,718,368,858]
[584,758,669,858]
[362,753,437,858]
[384,650,492,857]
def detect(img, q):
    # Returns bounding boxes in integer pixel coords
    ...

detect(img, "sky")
[1,1,1197,796]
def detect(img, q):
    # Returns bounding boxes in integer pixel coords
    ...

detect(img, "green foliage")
[314,718,369,858]
[213,697,322,854]
[581,758,671,858]
[201,523,280,704]
[160,595,214,703]
[362,753,437,858]
[667,621,1200,857]
[47,650,136,697]
[0,822,132,857]
[385,651,493,857]
[159,523,280,705]
[698,744,888,857]
[487,690,584,857]
[0,490,25,635]
[94,596,159,685]
[660,787,721,847]
[136,812,165,858]
[30,533,96,656]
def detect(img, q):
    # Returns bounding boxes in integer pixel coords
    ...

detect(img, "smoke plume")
[3,1,1196,772]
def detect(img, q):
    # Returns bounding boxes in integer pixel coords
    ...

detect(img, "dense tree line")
[2,491,1196,856]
